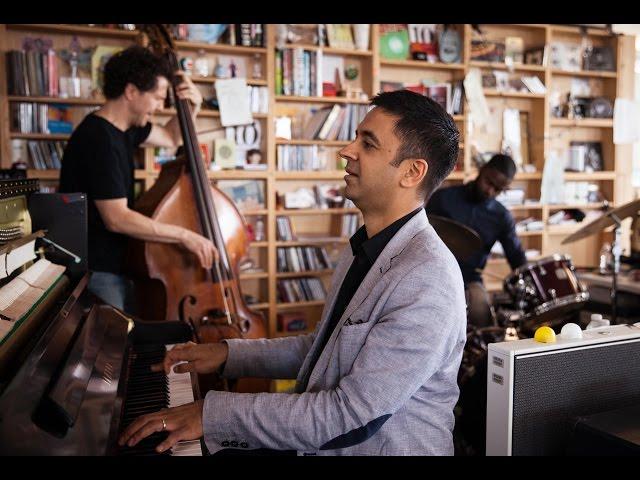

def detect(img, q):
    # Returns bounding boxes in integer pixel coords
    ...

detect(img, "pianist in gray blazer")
[119,90,467,456]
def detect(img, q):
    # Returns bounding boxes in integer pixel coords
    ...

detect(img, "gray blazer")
[202,210,467,455]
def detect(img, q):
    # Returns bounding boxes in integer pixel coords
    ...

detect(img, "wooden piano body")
[0,180,203,455]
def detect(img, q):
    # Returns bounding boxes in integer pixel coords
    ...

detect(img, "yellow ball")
[534,326,556,343]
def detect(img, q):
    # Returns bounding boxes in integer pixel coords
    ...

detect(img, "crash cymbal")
[429,214,483,261]
[562,198,640,245]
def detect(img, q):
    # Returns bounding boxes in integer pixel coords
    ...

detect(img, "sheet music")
[214,78,253,127]
[0,240,37,279]
[0,258,66,322]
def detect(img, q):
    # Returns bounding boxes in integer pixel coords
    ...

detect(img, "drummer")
[425,154,527,327]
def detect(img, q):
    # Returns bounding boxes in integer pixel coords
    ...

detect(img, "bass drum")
[503,254,588,334]
[454,326,524,456]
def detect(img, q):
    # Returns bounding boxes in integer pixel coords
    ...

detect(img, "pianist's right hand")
[152,341,229,375]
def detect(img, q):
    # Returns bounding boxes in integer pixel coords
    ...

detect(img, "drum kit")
[430,198,640,455]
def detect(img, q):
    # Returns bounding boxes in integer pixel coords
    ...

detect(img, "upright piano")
[0,180,205,455]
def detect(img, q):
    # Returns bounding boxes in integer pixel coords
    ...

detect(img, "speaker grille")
[512,340,640,455]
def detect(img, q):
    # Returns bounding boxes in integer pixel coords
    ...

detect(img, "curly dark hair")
[102,46,172,100]
[370,90,460,201]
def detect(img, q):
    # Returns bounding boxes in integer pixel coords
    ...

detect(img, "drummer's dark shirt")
[425,182,527,285]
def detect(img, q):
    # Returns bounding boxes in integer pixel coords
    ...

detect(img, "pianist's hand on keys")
[118,341,228,454]
[153,341,229,376]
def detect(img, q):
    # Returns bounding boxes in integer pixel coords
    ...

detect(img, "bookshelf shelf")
[8,95,104,106]
[156,109,268,119]
[207,170,268,179]
[279,43,373,57]
[380,59,465,70]
[175,40,267,55]
[277,300,326,310]
[564,172,616,181]
[249,241,269,247]
[275,238,349,246]
[6,24,138,39]
[483,89,546,99]
[275,171,347,180]
[241,209,269,216]
[10,133,70,140]
[275,95,371,105]
[550,25,614,37]
[546,203,609,210]
[507,204,544,210]
[26,169,61,179]
[275,208,360,216]
[550,69,617,79]
[249,302,270,310]
[550,118,614,128]
[275,139,350,147]
[191,77,269,86]
[516,230,544,237]
[240,272,269,280]
[469,61,546,72]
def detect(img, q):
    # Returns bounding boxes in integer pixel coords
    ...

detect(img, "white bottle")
[599,243,611,274]
[194,49,209,77]
[586,313,610,330]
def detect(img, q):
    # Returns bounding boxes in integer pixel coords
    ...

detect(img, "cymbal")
[429,214,483,261]
[562,198,640,245]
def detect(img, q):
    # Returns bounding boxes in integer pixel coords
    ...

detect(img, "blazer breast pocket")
[335,319,374,376]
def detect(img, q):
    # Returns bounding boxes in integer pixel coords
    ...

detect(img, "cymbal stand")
[610,213,622,324]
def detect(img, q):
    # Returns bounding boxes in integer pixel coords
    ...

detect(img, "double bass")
[126,25,268,392]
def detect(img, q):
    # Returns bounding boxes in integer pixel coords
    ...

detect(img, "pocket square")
[344,317,365,326]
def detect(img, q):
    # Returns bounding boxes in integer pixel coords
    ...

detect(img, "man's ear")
[400,159,428,189]
[123,83,137,101]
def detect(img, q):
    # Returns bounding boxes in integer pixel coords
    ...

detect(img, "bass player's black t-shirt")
[59,113,152,274]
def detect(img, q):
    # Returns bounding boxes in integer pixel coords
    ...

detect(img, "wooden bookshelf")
[1,23,635,338]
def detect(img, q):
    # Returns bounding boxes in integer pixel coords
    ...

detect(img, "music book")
[0,240,37,280]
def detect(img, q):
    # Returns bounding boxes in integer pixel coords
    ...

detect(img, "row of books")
[341,213,359,237]
[277,277,326,303]
[6,49,59,97]
[276,216,296,241]
[179,24,265,48]
[247,86,269,114]
[12,139,65,170]
[11,102,50,134]
[276,145,324,171]
[380,80,464,116]
[275,48,322,97]
[276,246,332,273]
[302,104,370,141]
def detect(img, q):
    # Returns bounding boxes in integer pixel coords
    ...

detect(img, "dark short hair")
[102,46,171,100]
[370,90,459,201]
[485,154,517,179]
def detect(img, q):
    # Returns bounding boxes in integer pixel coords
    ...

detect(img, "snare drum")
[503,254,588,326]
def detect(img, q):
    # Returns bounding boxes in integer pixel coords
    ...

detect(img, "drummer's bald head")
[484,154,516,179]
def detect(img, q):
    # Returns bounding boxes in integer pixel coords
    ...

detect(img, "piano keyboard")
[117,344,202,456]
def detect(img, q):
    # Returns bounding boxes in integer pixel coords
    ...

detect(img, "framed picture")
[569,141,603,171]
[216,179,265,212]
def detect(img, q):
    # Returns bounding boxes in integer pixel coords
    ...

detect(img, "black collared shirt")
[312,207,423,360]
[425,182,527,284]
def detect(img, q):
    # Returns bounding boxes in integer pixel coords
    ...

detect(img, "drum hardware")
[563,198,640,325]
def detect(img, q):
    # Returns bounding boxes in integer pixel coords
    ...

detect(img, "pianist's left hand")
[118,399,205,453]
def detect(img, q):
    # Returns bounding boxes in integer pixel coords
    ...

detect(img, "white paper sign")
[214,78,253,127]
[540,150,566,204]
[463,68,490,133]
[613,98,640,144]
